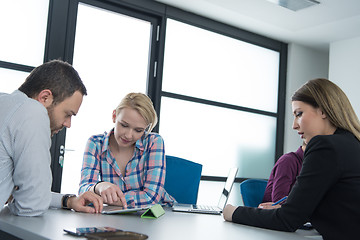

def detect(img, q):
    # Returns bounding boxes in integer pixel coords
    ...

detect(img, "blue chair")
[240,179,268,207]
[164,155,202,204]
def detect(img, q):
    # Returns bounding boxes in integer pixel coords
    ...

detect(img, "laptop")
[172,167,238,215]
[101,205,150,214]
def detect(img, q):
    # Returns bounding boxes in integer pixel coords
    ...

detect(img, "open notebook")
[172,167,238,215]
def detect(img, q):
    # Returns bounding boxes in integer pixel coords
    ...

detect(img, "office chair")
[164,155,202,204]
[240,179,268,207]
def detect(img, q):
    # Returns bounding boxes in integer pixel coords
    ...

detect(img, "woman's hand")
[223,204,237,222]
[258,202,282,209]
[95,182,127,208]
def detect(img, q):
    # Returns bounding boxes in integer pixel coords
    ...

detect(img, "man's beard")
[47,104,62,136]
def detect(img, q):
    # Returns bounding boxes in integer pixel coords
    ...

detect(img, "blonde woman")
[79,93,175,207]
[223,79,360,240]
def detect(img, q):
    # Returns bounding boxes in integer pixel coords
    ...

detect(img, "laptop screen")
[217,167,238,209]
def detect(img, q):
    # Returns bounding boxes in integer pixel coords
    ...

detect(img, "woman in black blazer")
[223,78,360,240]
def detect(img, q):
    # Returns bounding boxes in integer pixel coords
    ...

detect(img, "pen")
[271,196,287,206]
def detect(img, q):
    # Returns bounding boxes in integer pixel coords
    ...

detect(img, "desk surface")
[0,206,322,240]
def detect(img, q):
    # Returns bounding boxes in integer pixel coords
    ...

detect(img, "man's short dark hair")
[18,59,87,105]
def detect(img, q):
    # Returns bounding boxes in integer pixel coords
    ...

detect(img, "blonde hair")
[115,92,158,132]
[292,78,360,141]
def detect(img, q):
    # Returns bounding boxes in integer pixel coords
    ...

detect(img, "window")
[38,1,286,192]
[0,68,29,93]
[1,0,287,201]
[0,0,49,67]
[159,19,282,179]
[162,19,279,112]
[61,3,154,194]
[0,0,49,93]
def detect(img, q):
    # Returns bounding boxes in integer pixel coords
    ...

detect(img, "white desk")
[0,206,322,240]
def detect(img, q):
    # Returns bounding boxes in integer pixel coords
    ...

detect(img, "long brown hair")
[292,78,360,141]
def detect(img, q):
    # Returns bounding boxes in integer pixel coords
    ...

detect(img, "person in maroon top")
[261,143,305,204]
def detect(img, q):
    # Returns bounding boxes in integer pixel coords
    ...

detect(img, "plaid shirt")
[79,129,175,207]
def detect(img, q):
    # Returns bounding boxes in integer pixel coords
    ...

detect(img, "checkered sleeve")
[78,136,102,194]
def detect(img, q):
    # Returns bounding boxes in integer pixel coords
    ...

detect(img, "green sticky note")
[141,204,165,219]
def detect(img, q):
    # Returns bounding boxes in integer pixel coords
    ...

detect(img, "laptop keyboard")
[193,205,218,211]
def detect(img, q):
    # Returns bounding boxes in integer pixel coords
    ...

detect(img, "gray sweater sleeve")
[8,99,52,216]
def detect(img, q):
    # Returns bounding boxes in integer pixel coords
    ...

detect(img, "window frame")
[43,0,287,190]
[155,8,287,182]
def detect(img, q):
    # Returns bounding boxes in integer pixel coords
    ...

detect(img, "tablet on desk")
[101,205,149,214]
[64,227,149,239]
[64,227,121,236]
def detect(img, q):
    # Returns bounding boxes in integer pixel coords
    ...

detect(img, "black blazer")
[232,128,360,240]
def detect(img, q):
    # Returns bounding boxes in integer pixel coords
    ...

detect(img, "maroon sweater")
[262,146,304,202]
